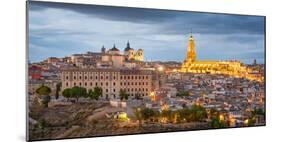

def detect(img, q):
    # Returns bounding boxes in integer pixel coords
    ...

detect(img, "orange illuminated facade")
[181,34,264,82]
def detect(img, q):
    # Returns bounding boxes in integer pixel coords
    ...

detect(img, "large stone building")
[61,68,159,99]
[181,33,264,82]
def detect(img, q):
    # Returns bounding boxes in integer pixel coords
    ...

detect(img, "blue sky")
[28,1,265,64]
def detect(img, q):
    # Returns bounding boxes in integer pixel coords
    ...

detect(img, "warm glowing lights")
[219,114,225,121]
[244,119,249,125]
[181,34,263,82]
[161,104,169,111]
[149,92,156,101]
[157,66,164,72]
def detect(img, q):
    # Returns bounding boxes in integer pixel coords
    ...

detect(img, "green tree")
[141,108,155,121]
[62,88,72,101]
[55,82,62,100]
[71,86,87,102]
[210,117,227,128]
[41,94,51,108]
[190,104,208,122]
[134,108,143,127]
[36,85,51,97]
[35,85,52,108]
[161,109,173,123]
[176,91,190,97]
[88,87,102,100]
[178,108,191,122]
[119,89,128,101]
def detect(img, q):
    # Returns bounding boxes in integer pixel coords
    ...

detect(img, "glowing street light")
[149,92,156,101]
[157,66,164,72]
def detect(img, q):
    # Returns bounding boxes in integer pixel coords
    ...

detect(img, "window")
[90,76,92,79]
[74,76,76,79]
[121,76,123,79]
[106,89,108,92]
[95,82,98,86]
[96,76,98,79]
[128,76,130,79]
[139,82,141,85]
[146,82,148,85]
[113,82,116,86]
[113,76,116,80]
[120,82,122,86]
[135,82,137,85]
[146,76,148,79]
[85,76,87,79]
[113,89,115,92]
[146,88,148,91]
[66,82,68,86]
[85,82,87,86]
[101,76,103,79]
[66,76,68,80]
[106,76,108,79]
[79,82,82,86]
[74,82,76,86]
[79,76,82,79]
[90,82,92,86]
[135,76,137,79]
[106,82,108,86]
[101,82,103,86]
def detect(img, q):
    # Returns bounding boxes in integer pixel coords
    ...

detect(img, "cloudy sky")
[28,1,265,64]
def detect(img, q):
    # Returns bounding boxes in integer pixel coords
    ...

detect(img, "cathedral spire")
[127,40,130,48]
[185,31,196,63]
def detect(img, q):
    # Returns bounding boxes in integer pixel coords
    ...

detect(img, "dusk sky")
[28,1,265,64]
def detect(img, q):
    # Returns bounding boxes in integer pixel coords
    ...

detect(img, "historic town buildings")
[61,68,159,99]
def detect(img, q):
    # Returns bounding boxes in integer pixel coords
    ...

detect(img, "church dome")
[124,41,134,51]
[110,44,119,51]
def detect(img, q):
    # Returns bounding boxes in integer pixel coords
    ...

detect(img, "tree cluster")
[134,104,208,125]
[62,86,102,102]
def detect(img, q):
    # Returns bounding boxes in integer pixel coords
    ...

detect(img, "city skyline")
[29,1,265,64]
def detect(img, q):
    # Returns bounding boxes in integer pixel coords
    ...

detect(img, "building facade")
[181,34,264,82]
[61,68,159,99]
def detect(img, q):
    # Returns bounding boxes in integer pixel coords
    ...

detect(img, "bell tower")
[186,33,196,63]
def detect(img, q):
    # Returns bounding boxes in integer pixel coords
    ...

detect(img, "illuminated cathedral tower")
[186,33,196,63]
[180,32,263,82]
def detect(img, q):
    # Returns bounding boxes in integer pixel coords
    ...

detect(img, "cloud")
[28,1,265,64]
